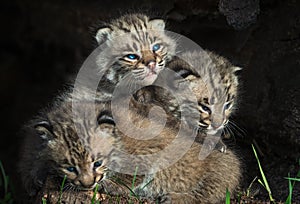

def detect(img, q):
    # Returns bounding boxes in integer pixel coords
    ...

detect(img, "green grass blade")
[285,168,300,204]
[141,178,153,190]
[252,144,274,202]
[113,177,136,196]
[129,166,139,203]
[257,179,266,190]
[285,178,300,182]
[225,188,230,204]
[285,173,292,204]
[131,166,139,194]
[91,184,99,204]
[246,176,257,197]
[58,175,67,204]
[0,161,8,194]
[42,197,47,204]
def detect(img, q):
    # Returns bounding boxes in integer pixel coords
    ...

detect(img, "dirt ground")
[0,0,299,203]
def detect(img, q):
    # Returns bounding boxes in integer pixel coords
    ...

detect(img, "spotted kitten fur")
[98,103,241,203]
[18,100,124,200]
[137,50,241,144]
[93,14,176,100]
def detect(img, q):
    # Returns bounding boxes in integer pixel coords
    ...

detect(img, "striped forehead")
[67,142,93,162]
[202,83,232,105]
[113,16,149,33]
[112,20,160,45]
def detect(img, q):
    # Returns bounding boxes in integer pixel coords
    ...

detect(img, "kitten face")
[34,102,116,191]
[170,51,240,135]
[58,151,107,190]
[197,91,235,135]
[96,14,176,85]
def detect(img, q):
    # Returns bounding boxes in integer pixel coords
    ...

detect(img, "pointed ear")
[232,66,242,74]
[95,27,112,45]
[149,19,165,30]
[97,111,115,135]
[34,121,53,140]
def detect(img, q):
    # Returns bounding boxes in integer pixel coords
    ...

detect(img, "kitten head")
[96,14,176,85]
[34,102,117,190]
[170,51,241,135]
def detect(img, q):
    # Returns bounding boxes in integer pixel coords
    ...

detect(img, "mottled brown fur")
[18,99,124,200]
[104,104,241,203]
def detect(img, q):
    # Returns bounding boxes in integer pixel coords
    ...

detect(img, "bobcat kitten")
[98,104,241,203]
[170,51,241,135]
[94,13,176,100]
[18,100,123,200]
[135,50,241,151]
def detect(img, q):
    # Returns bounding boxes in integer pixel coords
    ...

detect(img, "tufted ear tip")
[149,19,165,30]
[95,27,112,45]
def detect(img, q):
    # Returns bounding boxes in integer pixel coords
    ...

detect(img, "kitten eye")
[125,54,139,60]
[200,104,211,114]
[94,160,103,168]
[152,44,161,52]
[66,167,77,173]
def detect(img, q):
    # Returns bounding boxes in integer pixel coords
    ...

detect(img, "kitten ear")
[34,121,53,140]
[149,19,165,30]
[95,27,112,45]
[232,66,242,73]
[97,111,115,126]
[97,111,115,135]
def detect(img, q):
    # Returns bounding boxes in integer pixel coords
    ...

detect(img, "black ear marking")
[34,120,53,140]
[34,121,52,131]
[97,111,115,126]
[175,69,195,79]
[232,66,242,75]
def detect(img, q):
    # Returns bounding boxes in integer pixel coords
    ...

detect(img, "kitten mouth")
[206,129,219,135]
[143,71,158,84]
[206,127,223,135]
[79,183,98,191]
[147,71,157,76]
[148,68,158,75]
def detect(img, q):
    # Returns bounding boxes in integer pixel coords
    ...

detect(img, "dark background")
[0,0,299,201]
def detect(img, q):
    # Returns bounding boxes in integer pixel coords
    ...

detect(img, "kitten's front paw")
[134,88,153,104]
[133,186,148,198]
[216,140,227,153]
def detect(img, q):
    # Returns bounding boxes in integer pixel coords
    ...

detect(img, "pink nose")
[147,61,156,71]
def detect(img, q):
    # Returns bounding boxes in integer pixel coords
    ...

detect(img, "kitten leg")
[133,87,155,103]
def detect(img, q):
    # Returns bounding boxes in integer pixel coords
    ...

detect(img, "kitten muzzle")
[147,61,157,73]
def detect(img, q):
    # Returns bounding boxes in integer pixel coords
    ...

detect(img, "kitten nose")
[147,60,156,71]
[80,176,95,188]
[211,118,224,129]
[211,122,221,129]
